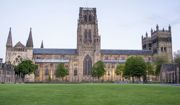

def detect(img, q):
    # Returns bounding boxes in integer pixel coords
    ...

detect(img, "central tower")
[77,7,101,80]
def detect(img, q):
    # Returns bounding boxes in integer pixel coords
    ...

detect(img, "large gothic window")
[13,55,23,65]
[83,55,92,75]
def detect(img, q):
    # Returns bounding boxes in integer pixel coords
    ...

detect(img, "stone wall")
[0,63,15,83]
[160,64,180,84]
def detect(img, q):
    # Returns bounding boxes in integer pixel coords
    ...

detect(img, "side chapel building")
[5,7,172,82]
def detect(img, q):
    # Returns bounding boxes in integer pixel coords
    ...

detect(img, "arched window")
[83,55,92,75]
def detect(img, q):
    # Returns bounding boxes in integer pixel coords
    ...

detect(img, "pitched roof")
[161,64,178,72]
[33,48,152,55]
[101,49,152,55]
[14,41,25,48]
[33,48,77,55]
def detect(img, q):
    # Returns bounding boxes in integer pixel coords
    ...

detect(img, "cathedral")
[5,7,172,82]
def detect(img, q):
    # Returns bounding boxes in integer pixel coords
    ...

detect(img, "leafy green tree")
[143,62,154,83]
[153,54,169,75]
[55,63,68,80]
[174,51,180,64]
[92,61,105,79]
[124,56,146,82]
[15,60,38,81]
[115,64,125,80]
[174,56,180,64]
[146,62,154,75]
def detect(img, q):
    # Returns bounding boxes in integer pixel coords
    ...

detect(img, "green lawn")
[0,84,179,105]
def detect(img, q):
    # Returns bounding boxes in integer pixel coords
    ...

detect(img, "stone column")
[50,63,53,80]
[167,73,169,83]
[177,67,179,84]
[174,72,176,83]
[171,72,173,83]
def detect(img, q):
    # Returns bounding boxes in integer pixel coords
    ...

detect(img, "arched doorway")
[83,55,92,75]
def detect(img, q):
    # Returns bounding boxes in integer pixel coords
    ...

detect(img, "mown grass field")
[0,83,179,105]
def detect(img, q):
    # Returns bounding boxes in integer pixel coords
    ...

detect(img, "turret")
[146,32,148,37]
[6,27,13,48]
[26,28,33,48]
[168,25,171,32]
[151,28,153,34]
[151,25,173,62]
[141,32,152,50]
[40,40,44,48]
[156,24,159,31]
[162,28,165,32]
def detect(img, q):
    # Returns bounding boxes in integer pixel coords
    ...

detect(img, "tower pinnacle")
[168,24,171,32]
[26,27,33,48]
[40,40,44,48]
[6,27,13,48]
[156,24,159,31]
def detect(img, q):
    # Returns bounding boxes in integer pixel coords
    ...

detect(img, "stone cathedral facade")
[5,7,172,82]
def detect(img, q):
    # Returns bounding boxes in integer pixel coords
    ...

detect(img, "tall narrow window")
[89,15,92,22]
[164,47,167,52]
[74,69,78,76]
[161,47,164,52]
[84,15,87,22]
[84,29,88,43]
[83,55,92,75]
[45,66,49,76]
[88,30,92,43]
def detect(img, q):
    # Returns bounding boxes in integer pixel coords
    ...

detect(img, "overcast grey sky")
[0,0,180,61]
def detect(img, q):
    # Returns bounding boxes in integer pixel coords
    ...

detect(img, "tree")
[144,62,154,83]
[14,60,38,81]
[92,61,105,79]
[146,62,154,75]
[55,63,68,80]
[115,64,125,80]
[124,56,146,83]
[153,54,169,75]
[174,50,180,64]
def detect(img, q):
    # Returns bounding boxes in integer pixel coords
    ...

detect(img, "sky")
[0,0,180,61]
